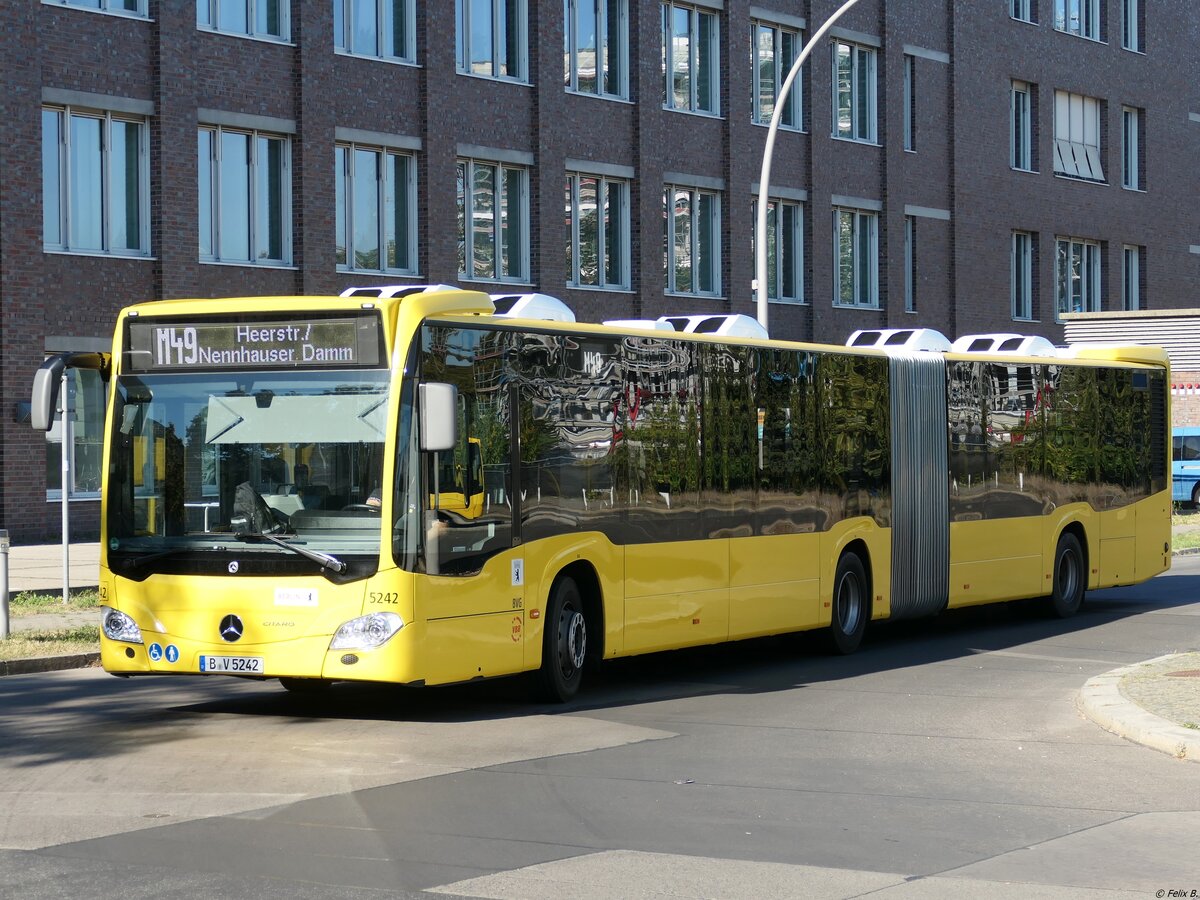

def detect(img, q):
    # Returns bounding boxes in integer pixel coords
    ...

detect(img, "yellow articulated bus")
[31,287,1170,701]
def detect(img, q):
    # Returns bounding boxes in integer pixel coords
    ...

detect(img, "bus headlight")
[101,606,144,644]
[330,612,404,650]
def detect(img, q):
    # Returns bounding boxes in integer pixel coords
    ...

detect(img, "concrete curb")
[0,652,101,677]
[1077,653,1200,762]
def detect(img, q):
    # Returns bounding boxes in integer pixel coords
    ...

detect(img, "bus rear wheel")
[534,576,586,703]
[1049,532,1085,618]
[827,552,869,655]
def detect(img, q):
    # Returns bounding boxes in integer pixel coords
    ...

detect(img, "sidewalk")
[1,539,1198,761]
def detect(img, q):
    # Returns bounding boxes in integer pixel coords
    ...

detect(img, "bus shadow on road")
[163,571,1200,725]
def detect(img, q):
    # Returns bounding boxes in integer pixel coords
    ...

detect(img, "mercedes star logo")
[228,561,239,574]
[219,614,244,643]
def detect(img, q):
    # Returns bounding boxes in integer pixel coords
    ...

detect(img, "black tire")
[534,576,587,703]
[1192,483,1200,509]
[279,677,333,694]
[827,552,869,655]
[1049,532,1085,618]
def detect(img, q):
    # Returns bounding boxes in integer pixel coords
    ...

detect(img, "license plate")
[199,655,264,674]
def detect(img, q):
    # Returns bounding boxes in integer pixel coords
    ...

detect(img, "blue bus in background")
[1173,427,1200,505]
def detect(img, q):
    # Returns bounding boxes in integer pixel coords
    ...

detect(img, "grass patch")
[0,625,99,661]
[1173,531,1200,554]
[1172,509,1200,526]
[7,588,101,618]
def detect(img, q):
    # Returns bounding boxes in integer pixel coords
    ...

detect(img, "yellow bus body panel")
[948,517,1044,608]
[728,533,822,638]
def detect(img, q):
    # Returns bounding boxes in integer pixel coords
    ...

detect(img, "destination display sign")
[125,314,383,372]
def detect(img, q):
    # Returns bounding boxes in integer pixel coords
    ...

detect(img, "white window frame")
[754,196,804,303]
[457,157,530,283]
[198,0,290,41]
[1055,236,1101,317]
[664,184,722,297]
[1012,231,1034,321]
[336,143,418,275]
[42,105,151,257]
[1054,0,1100,41]
[565,0,629,99]
[1011,0,1033,23]
[456,0,529,82]
[752,20,802,131]
[1123,244,1142,311]
[832,41,877,143]
[833,206,879,308]
[334,0,415,62]
[1122,0,1142,51]
[198,125,293,265]
[45,0,147,16]
[903,54,914,151]
[1053,90,1105,182]
[1122,105,1141,190]
[662,2,721,116]
[566,171,631,290]
[1011,81,1032,171]
[904,215,916,312]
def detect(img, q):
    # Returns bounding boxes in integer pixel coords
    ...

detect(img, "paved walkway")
[1,539,1198,761]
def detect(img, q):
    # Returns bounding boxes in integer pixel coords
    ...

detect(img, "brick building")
[1,0,1197,541]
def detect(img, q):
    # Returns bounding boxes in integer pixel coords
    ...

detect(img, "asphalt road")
[3,558,1200,899]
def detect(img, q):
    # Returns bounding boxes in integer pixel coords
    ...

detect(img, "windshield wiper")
[234,531,347,574]
[114,545,203,571]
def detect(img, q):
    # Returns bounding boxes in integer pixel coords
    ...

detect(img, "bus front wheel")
[534,576,586,703]
[1049,532,1085,618]
[827,552,869,655]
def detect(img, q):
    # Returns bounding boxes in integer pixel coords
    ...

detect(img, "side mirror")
[30,356,68,432]
[419,382,457,452]
[30,352,111,432]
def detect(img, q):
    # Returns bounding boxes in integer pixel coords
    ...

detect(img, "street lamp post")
[755,0,869,333]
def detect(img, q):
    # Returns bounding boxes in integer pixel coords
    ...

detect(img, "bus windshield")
[106,368,389,571]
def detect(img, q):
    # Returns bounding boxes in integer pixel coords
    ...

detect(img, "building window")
[1012,231,1034,320]
[903,55,915,151]
[565,0,628,99]
[664,185,721,296]
[457,158,529,282]
[1054,0,1100,40]
[566,172,630,289]
[48,0,146,15]
[42,106,150,256]
[662,3,719,115]
[1122,0,1143,51]
[833,41,877,143]
[1123,245,1143,310]
[754,196,803,302]
[335,144,417,274]
[1053,91,1104,182]
[198,126,291,265]
[45,367,106,501]
[904,216,916,312]
[457,0,527,80]
[1011,0,1034,23]
[752,20,801,130]
[1011,81,1033,171]
[334,0,414,61]
[1122,106,1143,190]
[198,0,288,40]
[834,207,879,307]
[1056,236,1101,316]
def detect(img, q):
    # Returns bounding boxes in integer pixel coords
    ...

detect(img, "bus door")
[415,326,525,684]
